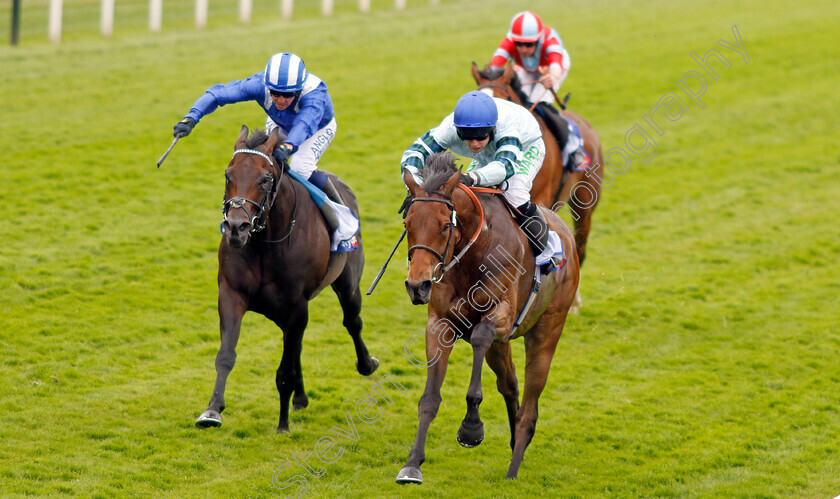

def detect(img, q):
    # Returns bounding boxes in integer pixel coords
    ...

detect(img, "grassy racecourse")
[2,0,839,496]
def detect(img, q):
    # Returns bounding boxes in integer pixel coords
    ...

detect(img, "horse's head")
[403,154,464,305]
[222,125,281,248]
[471,62,523,105]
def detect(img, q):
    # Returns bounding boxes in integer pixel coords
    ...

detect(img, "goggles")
[456,127,493,141]
[514,41,537,48]
[270,90,297,99]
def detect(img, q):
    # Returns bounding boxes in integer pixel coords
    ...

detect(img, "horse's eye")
[259,176,272,190]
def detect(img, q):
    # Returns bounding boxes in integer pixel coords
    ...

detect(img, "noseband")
[223,148,283,234]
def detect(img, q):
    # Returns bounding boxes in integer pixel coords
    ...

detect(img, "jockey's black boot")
[320,178,345,205]
[308,171,341,235]
[536,102,568,148]
[517,201,564,274]
[536,102,584,173]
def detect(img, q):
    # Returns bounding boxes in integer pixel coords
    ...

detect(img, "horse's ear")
[264,128,279,151]
[235,125,249,149]
[471,61,481,83]
[442,170,461,196]
[404,170,423,198]
[502,63,514,81]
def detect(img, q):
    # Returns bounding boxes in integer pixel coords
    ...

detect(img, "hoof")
[356,356,380,376]
[293,393,309,411]
[277,421,290,434]
[456,421,484,448]
[395,466,423,484]
[195,410,222,428]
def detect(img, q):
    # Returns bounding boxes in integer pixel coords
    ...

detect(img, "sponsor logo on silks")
[334,235,359,253]
[517,145,540,175]
[309,131,333,159]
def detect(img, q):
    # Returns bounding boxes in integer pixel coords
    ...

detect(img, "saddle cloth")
[287,170,360,253]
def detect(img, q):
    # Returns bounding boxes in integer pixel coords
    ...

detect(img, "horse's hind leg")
[570,199,595,313]
[331,264,379,376]
[507,319,565,479]
[457,320,494,448]
[485,340,520,451]
[196,283,246,428]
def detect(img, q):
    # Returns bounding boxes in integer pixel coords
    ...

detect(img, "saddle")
[532,102,569,151]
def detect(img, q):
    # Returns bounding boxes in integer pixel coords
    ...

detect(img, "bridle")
[406,184,487,283]
[223,148,286,235]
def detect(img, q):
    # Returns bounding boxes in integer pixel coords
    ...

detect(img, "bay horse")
[472,63,603,292]
[195,125,379,433]
[396,153,580,483]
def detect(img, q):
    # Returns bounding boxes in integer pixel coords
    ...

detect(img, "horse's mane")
[507,72,529,104]
[245,129,270,149]
[421,152,459,194]
[478,65,505,80]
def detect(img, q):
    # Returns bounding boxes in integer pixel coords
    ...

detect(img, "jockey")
[490,11,585,172]
[401,91,565,273]
[173,52,345,207]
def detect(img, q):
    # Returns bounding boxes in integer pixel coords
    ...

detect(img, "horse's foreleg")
[396,325,454,485]
[507,319,565,479]
[485,340,520,451]
[196,283,247,428]
[275,306,308,433]
[457,320,495,448]
[331,275,379,376]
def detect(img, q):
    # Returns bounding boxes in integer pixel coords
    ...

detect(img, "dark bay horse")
[396,153,580,483]
[472,63,603,309]
[195,125,379,433]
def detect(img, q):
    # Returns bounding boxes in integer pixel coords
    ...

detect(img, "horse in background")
[396,153,580,483]
[473,62,603,311]
[195,125,379,433]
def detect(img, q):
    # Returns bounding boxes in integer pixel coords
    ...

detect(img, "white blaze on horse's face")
[478,87,495,98]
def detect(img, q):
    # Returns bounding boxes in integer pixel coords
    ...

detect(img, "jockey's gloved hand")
[173,117,196,138]
[272,143,293,164]
[460,172,477,187]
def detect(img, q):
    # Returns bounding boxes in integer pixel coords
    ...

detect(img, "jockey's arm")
[400,130,445,186]
[283,90,328,152]
[185,73,264,124]
[470,135,519,187]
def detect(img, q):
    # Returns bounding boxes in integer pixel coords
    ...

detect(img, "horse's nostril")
[419,280,432,295]
[238,222,250,234]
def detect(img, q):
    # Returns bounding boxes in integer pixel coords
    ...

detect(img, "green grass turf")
[1,0,839,496]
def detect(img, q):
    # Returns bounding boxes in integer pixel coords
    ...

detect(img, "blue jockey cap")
[454,91,498,128]
[264,53,307,93]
